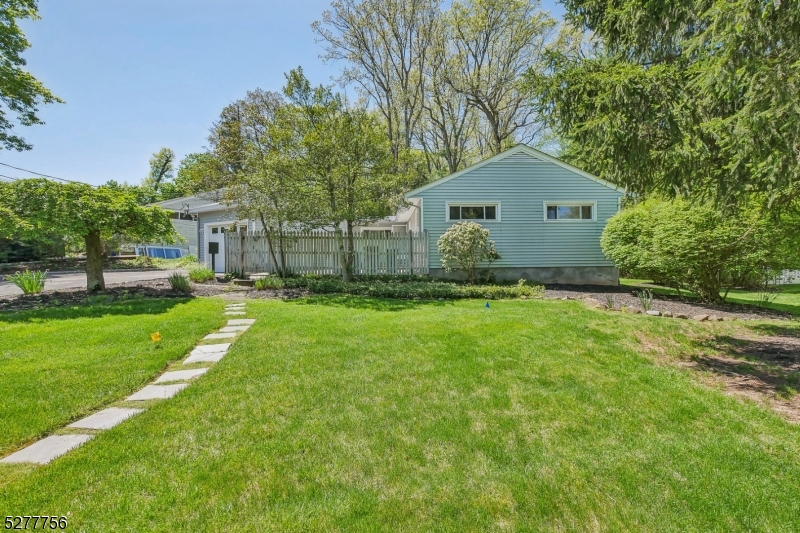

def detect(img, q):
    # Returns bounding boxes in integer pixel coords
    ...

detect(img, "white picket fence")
[225,230,429,276]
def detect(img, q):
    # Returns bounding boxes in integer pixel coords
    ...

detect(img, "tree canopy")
[314,0,556,177]
[0,0,62,151]
[529,0,800,209]
[0,178,175,291]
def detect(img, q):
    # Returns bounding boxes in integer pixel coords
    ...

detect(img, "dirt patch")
[683,330,800,422]
[544,284,789,320]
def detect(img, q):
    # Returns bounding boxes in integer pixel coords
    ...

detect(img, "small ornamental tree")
[0,178,176,292]
[437,221,500,283]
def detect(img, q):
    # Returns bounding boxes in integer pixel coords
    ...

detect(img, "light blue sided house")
[404,144,625,285]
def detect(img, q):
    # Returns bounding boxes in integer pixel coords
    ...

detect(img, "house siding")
[414,152,624,270]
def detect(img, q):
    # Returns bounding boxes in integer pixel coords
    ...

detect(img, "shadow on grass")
[0,297,191,324]
[693,332,800,414]
[744,322,800,337]
[292,294,454,312]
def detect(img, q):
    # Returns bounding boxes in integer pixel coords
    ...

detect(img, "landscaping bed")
[544,284,792,320]
[3,276,796,320]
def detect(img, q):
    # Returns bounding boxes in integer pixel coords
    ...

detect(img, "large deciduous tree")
[529,0,800,208]
[282,69,409,281]
[313,0,438,160]
[0,0,62,151]
[445,0,555,155]
[203,88,305,277]
[0,179,175,291]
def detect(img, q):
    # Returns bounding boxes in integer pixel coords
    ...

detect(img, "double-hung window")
[545,202,595,221]
[447,203,499,221]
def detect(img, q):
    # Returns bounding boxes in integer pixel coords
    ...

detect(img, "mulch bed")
[0,279,306,312]
[0,279,794,320]
[543,284,791,320]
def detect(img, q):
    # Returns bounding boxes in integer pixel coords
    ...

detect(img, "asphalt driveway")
[0,269,187,297]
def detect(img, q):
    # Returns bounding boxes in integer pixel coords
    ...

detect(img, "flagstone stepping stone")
[1,434,94,464]
[155,368,209,383]
[204,332,236,340]
[191,343,231,355]
[184,351,226,364]
[219,326,250,333]
[228,319,256,326]
[225,304,246,308]
[126,384,188,401]
[224,311,247,316]
[68,407,143,430]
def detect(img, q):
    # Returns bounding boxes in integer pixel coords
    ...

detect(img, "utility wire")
[0,173,19,182]
[0,161,90,185]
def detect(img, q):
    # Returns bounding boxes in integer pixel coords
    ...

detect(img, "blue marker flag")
[485,301,490,308]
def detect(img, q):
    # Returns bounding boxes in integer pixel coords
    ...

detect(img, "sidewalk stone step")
[1,435,94,464]
[224,311,247,316]
[204,332,236,340]
[190,343,231,356]
[219,326,250,333]
[184,350,227,364]
[126,384,188,401]
[68,407,143,430]
[155,368,209,383]
[228,319,256,326]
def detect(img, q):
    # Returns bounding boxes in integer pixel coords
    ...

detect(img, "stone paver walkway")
[155,368,209,383]
[68,407,143,430]
[1,298,254,465]
[1,435,94,465]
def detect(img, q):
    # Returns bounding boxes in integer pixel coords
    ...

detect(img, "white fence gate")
[225,230,429,276]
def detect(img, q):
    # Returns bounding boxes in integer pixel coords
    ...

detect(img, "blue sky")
[3,0,563,186]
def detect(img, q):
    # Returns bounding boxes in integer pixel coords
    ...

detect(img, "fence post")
[409,233,414,275]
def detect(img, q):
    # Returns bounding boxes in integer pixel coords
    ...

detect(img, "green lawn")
[2,297,799,531]
[726,284,800,315]
[0,297,225,457]
[621,279,800,315]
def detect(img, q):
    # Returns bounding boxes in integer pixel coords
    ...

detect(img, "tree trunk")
[261,216,282,277]
[84,231,105,292]
[346,221,356,281]
[334,226,351,283]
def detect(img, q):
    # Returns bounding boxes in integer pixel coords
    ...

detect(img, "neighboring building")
[153,195,419,273]
[151,194,250,272]
[403,144,625,285]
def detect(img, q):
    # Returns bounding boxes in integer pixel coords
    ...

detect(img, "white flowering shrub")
[437,221,500,283]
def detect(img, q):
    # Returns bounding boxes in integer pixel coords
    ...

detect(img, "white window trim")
[543,201,597,222]
[445,201,501,222]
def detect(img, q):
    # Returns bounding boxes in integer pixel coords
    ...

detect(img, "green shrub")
[188,266,215,283]
[601,197,800,301]
[5,269,48,294]
[282,276,543,300]
[254,276,284,290]
[437,221,500,283]
[168,273,191,293]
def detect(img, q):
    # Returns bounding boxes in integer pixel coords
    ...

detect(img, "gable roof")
[404,144,624,198]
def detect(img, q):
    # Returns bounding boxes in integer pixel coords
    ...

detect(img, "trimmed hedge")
[280,276,544,300]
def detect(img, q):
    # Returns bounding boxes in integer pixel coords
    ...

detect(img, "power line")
[0,161,90,185]
[0,173,19,182]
